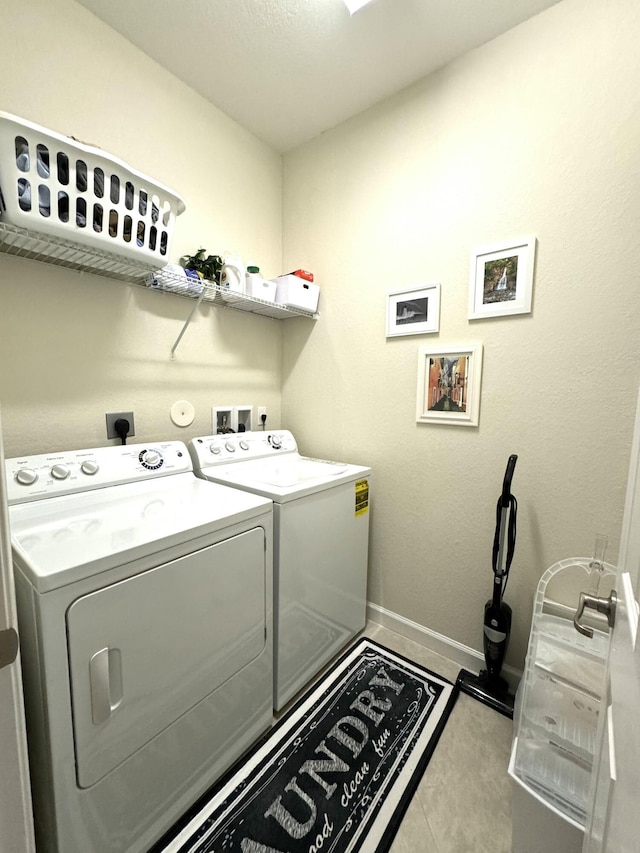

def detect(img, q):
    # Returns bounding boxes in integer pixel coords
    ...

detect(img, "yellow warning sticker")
[355,479,369,516]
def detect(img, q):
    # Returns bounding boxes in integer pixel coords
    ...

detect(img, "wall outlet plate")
[106,412,135,440]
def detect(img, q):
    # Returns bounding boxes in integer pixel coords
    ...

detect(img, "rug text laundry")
[240,665,406,853]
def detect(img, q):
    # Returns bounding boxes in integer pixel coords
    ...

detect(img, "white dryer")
[188,430,371,711]
[5,441,273,853]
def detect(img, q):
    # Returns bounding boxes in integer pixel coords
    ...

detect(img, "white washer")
[5,441,273,853]
[188,430,371,711]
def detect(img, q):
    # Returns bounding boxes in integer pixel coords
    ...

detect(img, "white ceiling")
[76,0,561,153]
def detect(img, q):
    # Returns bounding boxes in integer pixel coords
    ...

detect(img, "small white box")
[273,274,319,313]
[246,275,277,302]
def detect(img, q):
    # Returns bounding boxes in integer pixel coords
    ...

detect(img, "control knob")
[81,460,99,476]
[224,442,236,453]
[50,464,70,480]
[139,449,163,470]
[209,444,222,455]
[15,468,37,486]
[269,433,282,450]
[239,440,249,451]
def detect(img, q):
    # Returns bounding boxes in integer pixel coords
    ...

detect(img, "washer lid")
[200,455,371,502]
[246,456,349,486]
[9,474,271,592]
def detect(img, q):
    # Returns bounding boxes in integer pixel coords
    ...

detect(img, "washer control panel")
[5,442,192,505]
[189,430,298,468]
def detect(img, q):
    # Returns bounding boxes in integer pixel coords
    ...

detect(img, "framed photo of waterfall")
[468,236,536,320]
[416,343,483,426]
[386,284,440,337]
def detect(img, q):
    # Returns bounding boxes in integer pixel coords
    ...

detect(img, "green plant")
[180,248,224,284]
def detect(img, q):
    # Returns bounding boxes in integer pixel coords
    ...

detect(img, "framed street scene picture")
[416,343,483,427]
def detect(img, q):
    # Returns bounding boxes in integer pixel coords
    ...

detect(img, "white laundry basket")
[0,112,185,265]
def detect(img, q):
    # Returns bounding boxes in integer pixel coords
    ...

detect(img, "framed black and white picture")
[386,284,441,337]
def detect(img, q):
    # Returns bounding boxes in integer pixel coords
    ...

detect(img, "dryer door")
[66,527,266,788]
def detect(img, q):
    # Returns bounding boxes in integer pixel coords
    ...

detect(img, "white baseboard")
[366,601,521,689]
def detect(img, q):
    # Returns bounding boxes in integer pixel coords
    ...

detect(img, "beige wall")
[282,0,640,668]
[0,0,284,457]
[2,0,639,672]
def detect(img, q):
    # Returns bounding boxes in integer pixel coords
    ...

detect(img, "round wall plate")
[170,400,195,427]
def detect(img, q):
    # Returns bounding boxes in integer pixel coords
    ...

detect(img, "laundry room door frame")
[0,406,35,852]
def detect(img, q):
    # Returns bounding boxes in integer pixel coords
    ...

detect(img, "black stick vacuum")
[456,455,518,718]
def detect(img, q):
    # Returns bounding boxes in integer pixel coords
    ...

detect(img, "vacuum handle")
[501,455,518,507]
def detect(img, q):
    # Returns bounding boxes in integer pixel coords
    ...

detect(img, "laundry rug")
[154,637,458,853]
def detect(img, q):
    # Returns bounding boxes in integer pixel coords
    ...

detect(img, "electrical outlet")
[106,411,135,440]
[257,407,267,420]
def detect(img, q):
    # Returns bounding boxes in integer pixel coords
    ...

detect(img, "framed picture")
[468,236,536,320]
[416,343,483,427]
[386,284,441,337]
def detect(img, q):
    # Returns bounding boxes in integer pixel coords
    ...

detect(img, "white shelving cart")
[509,552,615,852]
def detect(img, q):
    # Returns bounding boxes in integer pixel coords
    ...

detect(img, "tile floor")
[362,622,514,853]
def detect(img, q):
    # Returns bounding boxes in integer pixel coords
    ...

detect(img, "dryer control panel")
[189,430,298,469]
[6,441,192,504]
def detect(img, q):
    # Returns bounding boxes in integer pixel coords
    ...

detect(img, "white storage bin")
[513,730,593,824]
[533,621,607,696]
[519,670,600,762]
[510,739,584,853]
[246,275,277,302]
[273,274,319,313]
[0,112,185,265]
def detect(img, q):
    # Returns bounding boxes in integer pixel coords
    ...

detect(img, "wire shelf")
[0,220,157,283]
[146,269,319,320]
[0,220,319,322]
